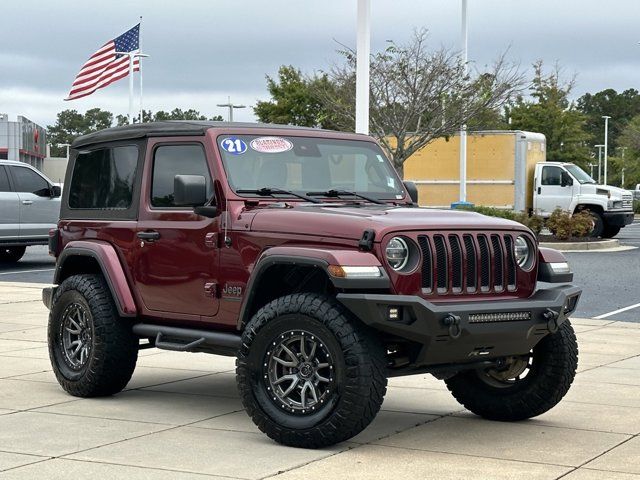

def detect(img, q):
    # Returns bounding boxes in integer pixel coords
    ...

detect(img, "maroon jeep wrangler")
[43,122,581,448]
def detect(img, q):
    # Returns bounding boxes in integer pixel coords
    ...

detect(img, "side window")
[0,167,10,192]
[541,166,562,186]
[151,144,212,208]
[11,166,50,195]
[68,145,138,209]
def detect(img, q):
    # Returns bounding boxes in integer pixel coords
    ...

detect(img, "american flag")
[65,24,140,101]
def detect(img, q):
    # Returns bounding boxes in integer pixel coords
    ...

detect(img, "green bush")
[546,208,592,240]
[460,206,544,235]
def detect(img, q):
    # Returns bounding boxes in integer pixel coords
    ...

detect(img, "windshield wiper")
[306,189,385,205]
[236,187,321,204]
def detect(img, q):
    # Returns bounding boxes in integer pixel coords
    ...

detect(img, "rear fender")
[54,240,137,317]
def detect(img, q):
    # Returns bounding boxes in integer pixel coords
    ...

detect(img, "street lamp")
[617,146,627,188]
[458,0,469,205]
[217,96,246,122]
[355,0,371,135]
[595,144,604,183]
[602,115,611,185]
[588,163,595,178]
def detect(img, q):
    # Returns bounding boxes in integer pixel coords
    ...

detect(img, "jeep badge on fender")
[42,121,581,449]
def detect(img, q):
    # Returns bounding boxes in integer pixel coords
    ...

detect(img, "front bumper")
[603,211,634,227]
[337,285,581,367]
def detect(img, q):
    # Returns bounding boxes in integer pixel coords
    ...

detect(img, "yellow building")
[403,131,546,211]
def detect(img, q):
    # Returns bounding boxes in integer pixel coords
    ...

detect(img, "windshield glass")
[217,135,405,200]
[565,164,596,184]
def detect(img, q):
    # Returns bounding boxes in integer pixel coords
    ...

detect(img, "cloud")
[1,0,639,128]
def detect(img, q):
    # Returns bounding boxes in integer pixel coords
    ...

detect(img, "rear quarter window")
[68,145,138,209]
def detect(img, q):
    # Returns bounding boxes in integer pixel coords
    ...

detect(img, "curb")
[539,239,620,251]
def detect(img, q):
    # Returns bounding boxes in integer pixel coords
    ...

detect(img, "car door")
[0,166,20,240]
[133,140,220,320]
[8,165,60,238]
[535,165,573,215]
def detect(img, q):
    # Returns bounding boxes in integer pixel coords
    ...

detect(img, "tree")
[47,108,113,156]
[617,114,640,187]
[116,108,223,126]
[314,30,524,177]
[508,61,590,165]
[254,66,340,129]
[577,88,640,153]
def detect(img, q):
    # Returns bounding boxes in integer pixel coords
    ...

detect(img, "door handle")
[137,231,160,241]
[21,200,33,205]
[537,187,541,194]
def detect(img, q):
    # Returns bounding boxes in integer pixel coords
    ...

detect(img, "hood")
[249,204,527,241]
[580,184,632,199]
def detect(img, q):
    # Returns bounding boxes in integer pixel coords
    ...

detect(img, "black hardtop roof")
[71,121,342,149]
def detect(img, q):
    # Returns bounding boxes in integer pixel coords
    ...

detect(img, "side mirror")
[194,205,219,218]
[403,181,419,204]
[50,185,62,198]
[174,175,207,206]
[561,171,573,187]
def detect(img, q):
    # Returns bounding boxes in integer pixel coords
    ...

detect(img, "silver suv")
[0,160,61,263]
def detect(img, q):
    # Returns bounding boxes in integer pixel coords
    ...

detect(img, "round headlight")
[386,237,409,271]
[514,235,531,269]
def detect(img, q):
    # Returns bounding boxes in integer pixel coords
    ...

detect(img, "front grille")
[417,232,520,295]
[623,195,633,209]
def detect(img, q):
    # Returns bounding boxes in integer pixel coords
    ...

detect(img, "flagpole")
[139,16,143,123]
[128,53,134,124]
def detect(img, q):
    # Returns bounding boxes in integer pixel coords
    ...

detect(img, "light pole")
[217,97,246,122]
[595,144,604,183]
[355,0,371,135]
[618,146,627,188]
[602,115,611,185]
[588,163,595,178]
[458,0,469,205]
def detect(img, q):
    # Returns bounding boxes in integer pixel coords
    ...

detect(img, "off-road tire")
[48,274,138,397]
[236,293,387,448]
[588,211,604,238]
[0,246,26,263]
[445,320,578,421]
[602,224,621,238]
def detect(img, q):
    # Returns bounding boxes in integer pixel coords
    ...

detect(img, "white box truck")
[403,131,634,237]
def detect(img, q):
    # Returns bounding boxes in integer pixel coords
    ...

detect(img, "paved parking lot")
[0,282,639,479]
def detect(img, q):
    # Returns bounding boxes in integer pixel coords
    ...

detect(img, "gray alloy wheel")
[60,302,93,370]
[265,330,334,414]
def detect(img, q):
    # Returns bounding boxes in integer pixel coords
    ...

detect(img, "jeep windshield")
[217,135,405,202]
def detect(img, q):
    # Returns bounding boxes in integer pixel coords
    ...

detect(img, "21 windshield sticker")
[220,137,248,155]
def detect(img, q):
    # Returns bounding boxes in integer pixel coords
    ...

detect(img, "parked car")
[43,122,581,448]
[634,184,640,201]
[0,160,61,263]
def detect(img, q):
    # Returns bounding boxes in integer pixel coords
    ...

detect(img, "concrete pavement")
[0,282,639,479]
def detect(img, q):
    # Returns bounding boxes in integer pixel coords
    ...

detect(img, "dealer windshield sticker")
[220,137,248,155]
[376,154,385,163]
[250,136,293,153]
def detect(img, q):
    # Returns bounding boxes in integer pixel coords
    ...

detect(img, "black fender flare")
[237,254,390,329]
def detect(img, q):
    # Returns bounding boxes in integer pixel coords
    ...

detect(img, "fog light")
[388,307,400,320]
[549,262,571,274]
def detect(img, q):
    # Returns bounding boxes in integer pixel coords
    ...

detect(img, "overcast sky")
[2,0,639,128]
